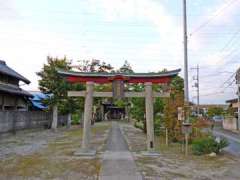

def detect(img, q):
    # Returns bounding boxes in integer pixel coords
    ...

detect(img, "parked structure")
[0,60,32,111]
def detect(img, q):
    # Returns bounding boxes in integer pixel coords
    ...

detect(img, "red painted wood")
[128,77,171,84]
[67,76,109,83]
[67,76,172,84]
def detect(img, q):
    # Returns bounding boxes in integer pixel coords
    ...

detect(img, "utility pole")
[236,68,240,131]
[182,0,191,156]
[192,65,200,116]
[183,0,189,111]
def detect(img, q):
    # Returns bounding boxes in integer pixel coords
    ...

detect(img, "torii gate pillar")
[81,81,94,151]
[145,82,155,151]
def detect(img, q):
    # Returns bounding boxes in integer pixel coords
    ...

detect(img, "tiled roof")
[58,69,181,78]
[0,60,30,84]
[0,83,33,97]
[226,98,238,104]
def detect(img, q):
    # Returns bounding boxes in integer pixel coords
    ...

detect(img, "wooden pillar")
[145,82,155,151]
[82,81,94,150]
[51,105,58,130]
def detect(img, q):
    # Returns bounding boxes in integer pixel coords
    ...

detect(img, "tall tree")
[37,56,84,114]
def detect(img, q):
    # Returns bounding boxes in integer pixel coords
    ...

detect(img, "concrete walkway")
[99,122,143,180]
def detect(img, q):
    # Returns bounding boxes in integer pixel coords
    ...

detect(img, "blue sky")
[0,0,239,104]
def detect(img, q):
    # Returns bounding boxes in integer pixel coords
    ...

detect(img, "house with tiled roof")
[0,60,32,111]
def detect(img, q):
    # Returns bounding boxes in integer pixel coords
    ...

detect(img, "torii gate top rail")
[58,69,181,84]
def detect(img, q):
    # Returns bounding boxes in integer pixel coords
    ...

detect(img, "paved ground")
[213,128,240,156]
[99,121,142,180]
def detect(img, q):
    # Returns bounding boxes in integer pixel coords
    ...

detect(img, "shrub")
[154,117,162,136]
[71,113,81,125]
[192,136,229,155]
[134,121,144,130]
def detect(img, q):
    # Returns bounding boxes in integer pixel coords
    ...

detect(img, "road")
[213,129,240,156]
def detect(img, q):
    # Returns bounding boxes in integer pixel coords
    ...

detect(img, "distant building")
[191,104,228,117]
[0,60,32,111]
[226,98,239,118]
[29,91,49,111]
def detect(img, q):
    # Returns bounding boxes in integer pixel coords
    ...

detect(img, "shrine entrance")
[101,102,126,120]
[58,69,180,154]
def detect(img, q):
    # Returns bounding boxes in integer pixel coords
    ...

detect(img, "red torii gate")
[58,69,181,155]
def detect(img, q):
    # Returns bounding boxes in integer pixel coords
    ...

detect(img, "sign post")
[182,122,192,156]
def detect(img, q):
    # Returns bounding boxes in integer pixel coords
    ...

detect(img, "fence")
[0,111,68,133]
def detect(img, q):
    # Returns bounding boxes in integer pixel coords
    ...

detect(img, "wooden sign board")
[112,80,124,99]
[178,107,184,121]
[182,123,192,134]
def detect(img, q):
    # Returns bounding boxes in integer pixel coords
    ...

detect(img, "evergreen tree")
[37,56,84,114]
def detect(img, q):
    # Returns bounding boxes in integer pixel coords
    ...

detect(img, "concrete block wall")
[0,111,68,133]
[223,116,237,131]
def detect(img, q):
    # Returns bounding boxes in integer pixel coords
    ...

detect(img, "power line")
[219,28,240,52]
[190,0,239,36]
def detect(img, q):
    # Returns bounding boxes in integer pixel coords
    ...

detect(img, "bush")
[192,136,229,155]
[154,117,161,136]
[71,113,81,125]
[134,121,144,130]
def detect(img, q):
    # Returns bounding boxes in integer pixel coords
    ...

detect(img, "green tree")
[37,56,84,114]
[163,76,184,139]
[76,59,114,73]
[207,107,224,118]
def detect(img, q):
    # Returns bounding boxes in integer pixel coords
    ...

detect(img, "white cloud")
[87,0,183,70]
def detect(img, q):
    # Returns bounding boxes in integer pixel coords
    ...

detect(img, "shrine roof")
[57,69,181,78]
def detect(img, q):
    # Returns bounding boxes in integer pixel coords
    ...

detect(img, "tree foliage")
[76,59,114,73]
[37,56,84,114]
[192,136,229,155]
[37,56,71,105]
[207,107,224,118]
[163,76,184,138]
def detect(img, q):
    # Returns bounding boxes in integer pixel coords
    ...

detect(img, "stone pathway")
[99,121,143,180]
